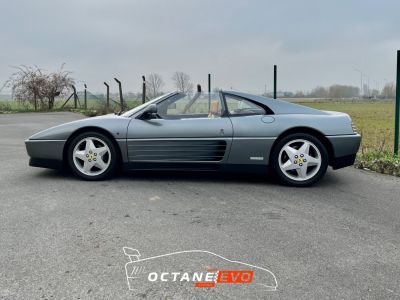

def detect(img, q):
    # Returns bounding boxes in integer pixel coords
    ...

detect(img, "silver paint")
[25,91,361,171]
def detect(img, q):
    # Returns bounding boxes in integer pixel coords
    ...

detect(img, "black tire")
[270,133,328,187]
[67,131,118,180]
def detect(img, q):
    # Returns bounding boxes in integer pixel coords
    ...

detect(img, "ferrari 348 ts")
[25,91,361,186]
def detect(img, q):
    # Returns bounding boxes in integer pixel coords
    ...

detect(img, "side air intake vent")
[128,140,227,162]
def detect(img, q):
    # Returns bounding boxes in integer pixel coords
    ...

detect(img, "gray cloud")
[1,0,399,93]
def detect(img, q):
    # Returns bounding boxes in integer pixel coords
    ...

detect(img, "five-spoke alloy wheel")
[68,132,118,180]
[271,133,328,186]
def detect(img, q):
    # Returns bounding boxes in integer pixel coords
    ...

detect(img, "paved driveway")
[0,112,399,299]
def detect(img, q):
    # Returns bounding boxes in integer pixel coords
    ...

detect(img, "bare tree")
[310,86,328,98]
[371,89,380,99]
[146,73,164,99]
[3,64,74,110]
[381,82,395,99]
[172,71,193,94]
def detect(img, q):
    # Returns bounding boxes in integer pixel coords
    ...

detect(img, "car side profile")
[25,91,361,186]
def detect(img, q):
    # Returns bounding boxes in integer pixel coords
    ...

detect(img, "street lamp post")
[354,69,363,98]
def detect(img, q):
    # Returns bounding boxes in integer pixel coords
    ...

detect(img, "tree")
[3,65,74,110]
[328,85,359,98]
[172,71,193,94]
[371,89,380,99]
[381,82,395,99]
[310,86,328,98]
[283,91,294,97]
[146,73,164,99]
[294,90,305,98]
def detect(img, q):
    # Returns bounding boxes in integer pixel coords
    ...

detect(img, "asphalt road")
[0,112,400,299]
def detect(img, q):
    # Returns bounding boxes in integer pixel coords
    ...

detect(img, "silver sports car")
[25,91,361,186]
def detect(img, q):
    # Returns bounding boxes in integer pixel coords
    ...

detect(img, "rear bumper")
[330,154,356,170]
[25,139,65,169]
[327,134,361,169]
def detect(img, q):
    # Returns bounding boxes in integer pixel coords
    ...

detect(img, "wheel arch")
[62,126,123,168]
[269,127,334,165]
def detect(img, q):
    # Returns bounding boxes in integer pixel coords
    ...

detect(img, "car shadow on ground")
[33,167,343,188]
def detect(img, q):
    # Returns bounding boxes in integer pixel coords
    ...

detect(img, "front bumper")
[327,134,361,170]
[25,139,66,169]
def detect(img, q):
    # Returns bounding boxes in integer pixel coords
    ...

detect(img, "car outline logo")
[123,247,278,292]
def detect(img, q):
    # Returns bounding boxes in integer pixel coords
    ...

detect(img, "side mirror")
[142,104,158,119]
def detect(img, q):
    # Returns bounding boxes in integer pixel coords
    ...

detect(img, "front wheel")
[67,132,118,180]
[271,133,328,187]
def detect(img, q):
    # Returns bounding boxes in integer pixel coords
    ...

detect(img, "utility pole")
[394,50,400,156]
[273,65,277,99]
[104,82,110,110]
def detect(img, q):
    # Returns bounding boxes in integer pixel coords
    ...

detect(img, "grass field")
[299,100,396,152]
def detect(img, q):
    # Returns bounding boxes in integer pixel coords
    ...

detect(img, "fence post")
[273,65,277,99]
[142,76,146,104]
[395,50,400,156]
[208,73,211,109]
[84,84,87,110]
[114,78,124,110]
[104,82,110,110]
[71,85,77,108]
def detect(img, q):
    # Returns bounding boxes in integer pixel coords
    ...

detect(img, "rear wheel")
[271,133,328,187]
[67,132,118,180]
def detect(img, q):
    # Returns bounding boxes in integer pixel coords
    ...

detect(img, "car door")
[223,93,277,165]
[126,93,233,165]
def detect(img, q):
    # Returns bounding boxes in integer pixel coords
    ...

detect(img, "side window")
[158,93,223,119]
[225,95,266,116]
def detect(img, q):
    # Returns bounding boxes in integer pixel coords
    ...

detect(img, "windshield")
[121,93,172,117]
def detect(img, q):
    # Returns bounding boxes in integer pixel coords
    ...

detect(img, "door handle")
[220,128,224,135]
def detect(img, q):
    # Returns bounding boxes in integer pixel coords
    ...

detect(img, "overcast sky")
[1,0,399,93]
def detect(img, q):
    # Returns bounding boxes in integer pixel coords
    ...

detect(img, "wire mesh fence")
[55,87,145,116]
[0,90,143,115]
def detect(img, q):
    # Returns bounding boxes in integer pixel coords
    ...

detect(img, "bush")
[355,151,400,176]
